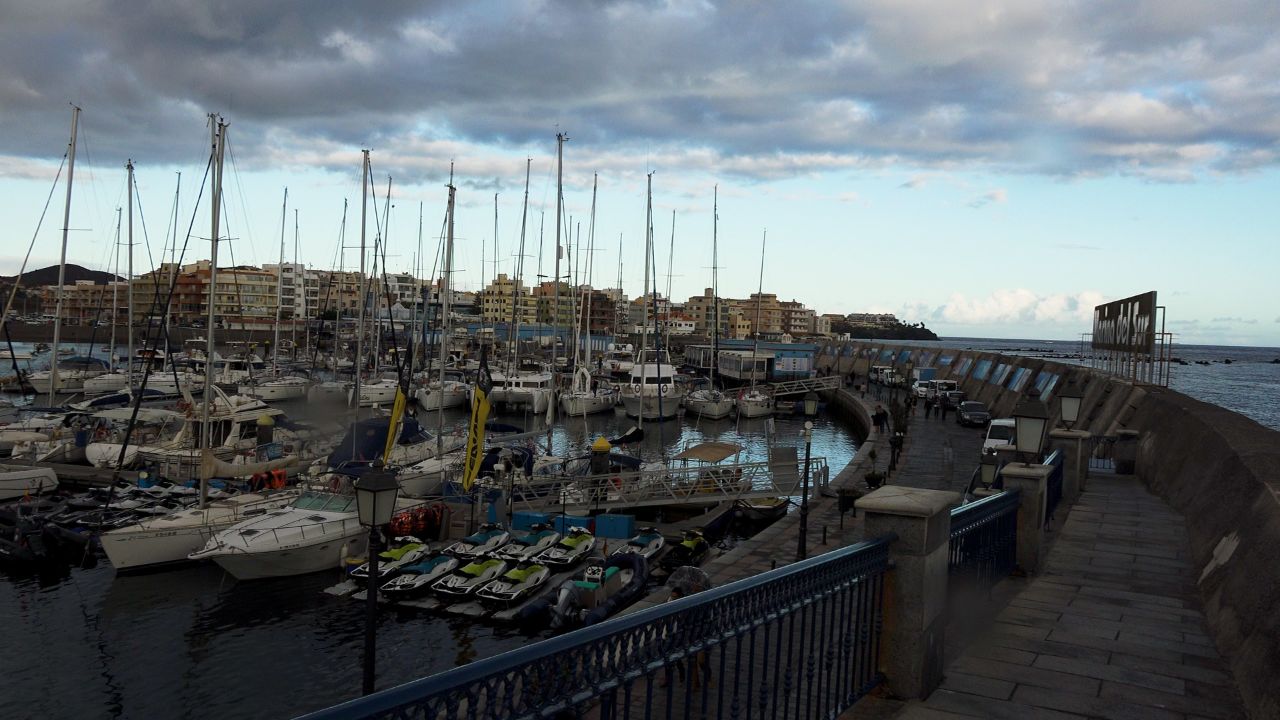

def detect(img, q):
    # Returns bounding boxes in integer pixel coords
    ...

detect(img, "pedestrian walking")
[940,397,950,421]
[924,395,934,419]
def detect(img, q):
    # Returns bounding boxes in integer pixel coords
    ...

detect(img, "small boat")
[495,524,560,562]
[432,557,508,600]
[379,555,460,599]
[348,537,431,581]
[444,523,510,560]
[736,497,790,523]
[661,529,710,570]
[546,552,649,630]
[0,463,59,501]
[610,527,665,560]
[535,526,596,568]
[476,561,552,607]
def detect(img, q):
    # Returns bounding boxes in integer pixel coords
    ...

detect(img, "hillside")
[0,264,121,287]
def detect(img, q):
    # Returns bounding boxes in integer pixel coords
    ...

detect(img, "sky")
[1,1,1277,346]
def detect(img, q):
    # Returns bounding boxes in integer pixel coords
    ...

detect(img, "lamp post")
[1056,383,1083,430]
[1011,394,1049,465]
[797,420,813,561]
[354,465,399,696]
[980,447,999,489]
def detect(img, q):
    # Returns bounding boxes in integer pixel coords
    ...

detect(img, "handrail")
[949,489,1020,595]
[296,535,895,720]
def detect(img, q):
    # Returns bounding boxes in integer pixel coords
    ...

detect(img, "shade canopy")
[673,441,744,463]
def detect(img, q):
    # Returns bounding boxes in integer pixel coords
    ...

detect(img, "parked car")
[912,380,933,398]
[941,390,967,409]
[955,401,990,427]
[982,418,1016,454]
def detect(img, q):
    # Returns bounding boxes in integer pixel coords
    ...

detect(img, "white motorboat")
[308,380,350,403]
[734,388,774,418]
[100,489,299,572]
[559,367,617,416]
[413,380,469,411]
[148,369,205,395]
[84,407,185,469]
[488,370,554,412]
[350,378,398,407]
[603,344,635,375]
[134,389,286,480]
[0,463,59,501]
[188,489,366,580]
[27,355,111,394]
[685,388,734,420]
[619,349,683,420]
[239,375,308,402]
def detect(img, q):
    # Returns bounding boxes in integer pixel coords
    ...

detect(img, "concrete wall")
[816,339,1280,719]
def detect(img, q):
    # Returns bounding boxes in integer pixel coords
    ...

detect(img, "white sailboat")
[686,186,733,420]
[735,230,774,419]
[560,174,616,416]
[240,189,308,401]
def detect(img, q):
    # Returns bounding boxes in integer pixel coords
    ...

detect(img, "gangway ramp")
[765,375,840,396]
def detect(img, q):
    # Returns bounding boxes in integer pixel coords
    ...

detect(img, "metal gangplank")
[765,375,841,396]
[498,455,830,514]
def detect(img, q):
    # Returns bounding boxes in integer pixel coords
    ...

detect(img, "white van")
[982,419,1016,455]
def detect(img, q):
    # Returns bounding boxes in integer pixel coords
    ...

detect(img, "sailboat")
[685,187,733,420]
[414,199,468,412]
[620,174,683,420]
[100,119,300,573]
[239,194,309,400]
[560,174,617,416]
[735,230,774,419]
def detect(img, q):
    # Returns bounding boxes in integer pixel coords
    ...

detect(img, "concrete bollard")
[856,486,960,699]
[1048,429,1090,502]
[999,464,1053,574]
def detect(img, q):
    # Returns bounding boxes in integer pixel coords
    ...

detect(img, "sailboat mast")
[437,183,455,458]
[637,173,652,431]
[751,230,766,391]
[711,186,719,389]
[553,132,567,360]
[511,159,530,374]
[110,209,120,371]
[49,105,80,406]
[354,150,369,412]
[292,209,299,356]
[200,117,226,509]
[126,160,135,385]
[273,188,287,370]
[583,174,598,369]
[665,210,675,350]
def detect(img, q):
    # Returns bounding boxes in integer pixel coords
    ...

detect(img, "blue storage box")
[593,514,636,539]
[511,511,549,531]
[552,514,592,535]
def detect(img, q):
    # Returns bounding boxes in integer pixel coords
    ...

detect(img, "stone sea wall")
[813,339,1280,719]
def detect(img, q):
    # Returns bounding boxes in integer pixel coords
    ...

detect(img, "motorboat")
[0,463,59,501]
[348,537,431,581]
[488,369,555,412]
[238,375,308,402]
[413,378,469,411]
[83,407,185,469]
[535,526,596,568]
[379,555,460,599]
[476,562,551,607]
[189,489,378,580]
[602,344,635,375]
[444,523,510,560]
[134,389,287,481]
[734,387,774,419]
[619,349,684,420]
[661,529,710,570]
[494,524,560,562]
[100,488,299,572]
[684,387,734,420]
[736,497,790,523]
[27,355,111,394]
[432,557,508,600]
[350,378,398,407]
[545,553,648,629]
[610,527,665,560]
[558,367,617,416]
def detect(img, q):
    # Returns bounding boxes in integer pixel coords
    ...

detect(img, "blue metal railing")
[948,489,1020,593]
[297,537,893,720]
[1043,450,1063,527]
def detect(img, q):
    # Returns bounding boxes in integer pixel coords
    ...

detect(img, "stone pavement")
[890,473,1246,720]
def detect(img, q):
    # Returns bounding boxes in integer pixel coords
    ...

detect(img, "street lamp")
[797,420,813,561]
[1012,394,1049,465]
[980,448,999,489]
[354,465,399,696]
[1057,382,1083,430]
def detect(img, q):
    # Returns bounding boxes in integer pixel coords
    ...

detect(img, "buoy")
[591,436,612,452]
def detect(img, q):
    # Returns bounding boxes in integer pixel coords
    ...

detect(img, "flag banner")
[462,347,494,491]
[382,388,408,462]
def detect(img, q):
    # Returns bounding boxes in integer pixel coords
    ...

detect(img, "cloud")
[968,189,1008,208]
[898,176,927,189]
[1052,243,1102,251]
[1211,316,1259,324]
[902,288,1106,327]
[1,1,1278,181]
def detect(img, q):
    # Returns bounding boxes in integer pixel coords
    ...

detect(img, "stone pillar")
[993,444,1019,469]
[856,486,960,699]
[999,464,1052,575]
[1048,429,1089,502]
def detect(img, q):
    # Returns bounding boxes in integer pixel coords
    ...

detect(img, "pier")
[296,338,1278,720]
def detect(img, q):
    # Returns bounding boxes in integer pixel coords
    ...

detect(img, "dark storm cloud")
[3,0,1279,182]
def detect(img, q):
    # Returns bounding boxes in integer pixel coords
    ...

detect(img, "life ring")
[631,383,642,394]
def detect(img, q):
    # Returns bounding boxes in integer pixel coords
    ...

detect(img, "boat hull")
[621,393,682,420]
[559,393,615,416]
[0,466,59,501]
[685,395,733,420]
[209,527,367,580]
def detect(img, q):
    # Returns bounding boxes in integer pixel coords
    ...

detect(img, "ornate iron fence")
[1043,450,1063,526]
[297,537,893,720]
[948,489,1020,594]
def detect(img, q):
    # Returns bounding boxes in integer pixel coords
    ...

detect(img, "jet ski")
[495,524,560,562]
[380,555,460,599]
[476,561,552,607]
[535,526,596,568]
[444,523,510,560]
[661,529,710,570]
[433,557,509,600]
[350,537,431,581]
[610,527,665,560]
[547,552,649,630]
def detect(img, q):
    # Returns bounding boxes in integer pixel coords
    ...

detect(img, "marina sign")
[1092,291,1157,354]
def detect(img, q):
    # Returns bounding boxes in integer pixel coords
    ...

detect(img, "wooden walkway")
[899,473,1246,720]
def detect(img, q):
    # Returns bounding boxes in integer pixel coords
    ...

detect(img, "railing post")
[1048,429,1089,501]
[999,463,1052,574]
[855,486,960,699]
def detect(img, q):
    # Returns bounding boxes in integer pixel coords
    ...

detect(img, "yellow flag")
[462,387,490,491]
[381,388,408,463]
